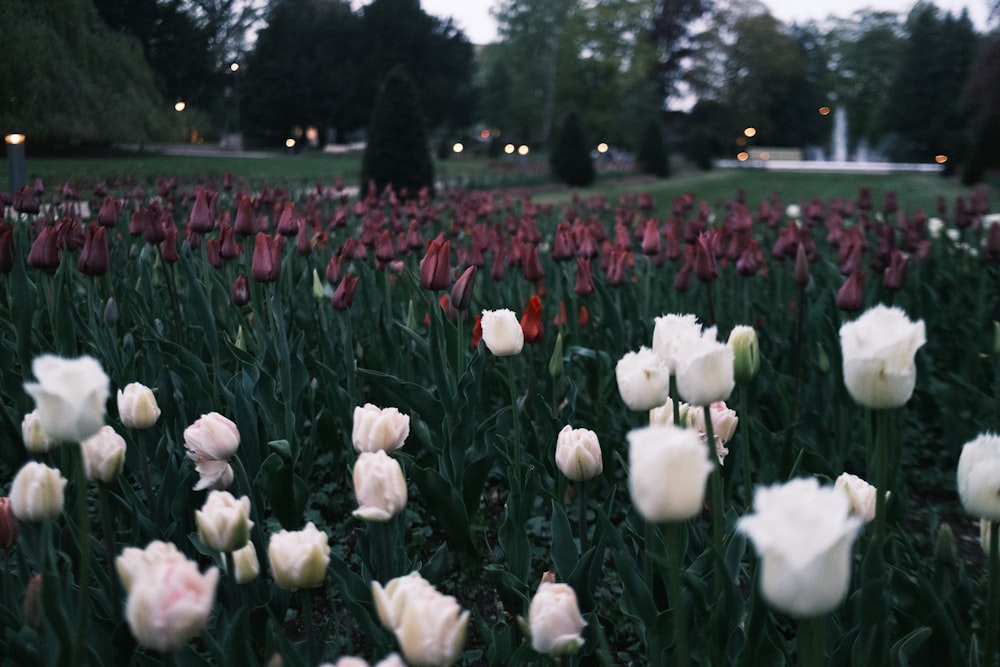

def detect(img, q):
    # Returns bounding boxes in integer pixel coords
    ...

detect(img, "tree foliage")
[549,111,596,186]
[636,118,671,177]
[0,0,174,146]
[360,66,435,196]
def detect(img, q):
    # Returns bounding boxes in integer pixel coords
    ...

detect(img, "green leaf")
[891,626,933,667]
[550,500,578,582]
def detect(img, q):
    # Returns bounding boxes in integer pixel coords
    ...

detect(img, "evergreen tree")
[550,111,595,186]
[636,118,670,178]
[360,66,435,197]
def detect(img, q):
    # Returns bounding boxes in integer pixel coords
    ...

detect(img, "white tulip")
[839,305,925,409]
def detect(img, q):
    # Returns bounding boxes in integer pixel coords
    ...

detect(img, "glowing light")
[737,151,749,162]
[479,129,491,140]
[285,138,296,148]
[759,151,770,160]
[174,101,187,112]
[517,145,530,156]
[743,127,756,138]
[935,154,948,164]
[597,142,609,153]
[504,144,515,154]
[230,62,240,72]
[5,133,25,145]
[452,142,464,153]
[819,106,831,116]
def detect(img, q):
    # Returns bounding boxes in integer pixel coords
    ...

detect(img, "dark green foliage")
[0,0,173,146]
[549,111,595,187]
[636,119,670,178]
[360,66,435,197]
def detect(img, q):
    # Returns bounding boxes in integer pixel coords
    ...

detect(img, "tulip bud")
[836,270,866,313]
[332,274,360,311]
[9,461,67,522]
[312,268,325,300]
[675,326,735,407]
[728,325,760,385]
[352,404,410,453]
[24,354,110,444]
[22,409,56,453]
[450,265,477,311]
[628,425,713,523]
[839,305,925,409]
[419,237,451,291]
[387,580,469,667]
[268,521,330,589]
[195,490,253,553]
[520,295,544,344]
[0,497,19,549]
[616,347,670,412]
[184,412,240,461]
[117,382,161,430]
[480,308,524,356]
[188,187,215,234]
[833,472,879,523]
[694,232,718,284]
[232,274,250,307]
[793,243,810,288]
[527,581,587,656]
[232,542,260,584]
[126,558,219,652]
[81,425,127,483]
[104,297,119,326]
[555,425,602,482]
[352,451,408,522]
[935,522,958,566]
[548,332,564,380]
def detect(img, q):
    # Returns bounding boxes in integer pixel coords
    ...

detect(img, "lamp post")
[5,134,26,193]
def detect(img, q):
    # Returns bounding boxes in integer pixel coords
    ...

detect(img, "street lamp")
[5,133,26,193]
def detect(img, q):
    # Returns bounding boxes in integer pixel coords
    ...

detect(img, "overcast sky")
[413,0,992,45]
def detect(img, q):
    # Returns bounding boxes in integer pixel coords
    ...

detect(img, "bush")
[360,65,435,197]
[549,111,595,187]
[636,119,670,178]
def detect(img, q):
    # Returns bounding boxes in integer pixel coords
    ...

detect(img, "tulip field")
[0,163,999,666]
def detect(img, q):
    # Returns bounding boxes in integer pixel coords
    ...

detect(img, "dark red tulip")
[295,220,312,257]
[882,250,908,292]
[219,223,241,259]
[234,196,256,236]
[78,224,109,276]
[142,204,167,245]
[188,187,214,233]
[206,239,224,268]
[27,226,60,272]
[332,274,360,310]
[420,237,451,290]
[674,263,693,293]
[490,248,505,282]
[471,314,483,348]
[251,232,281,283]
[521,244,544,283]
[985,223,1000,261]
[276,201,299,236]
[736,239,760,277]
[325,252,344,285]
[231,274,250,306]
[606,247,628,286]
[551,222,575,261]
[0,497,18,549]
[641,219,661,256]
[13,186,39,214]
[837,270,866,312]
[520,294,544,343]
[793,243,810,288]
[0,224,13,273]
[97,197,122,227]
[375,229,396,264]
[160,226,179,264]
[450,265,477,311]
[694,232,718,284]
[575,256,595,297]
[405,219,424,251]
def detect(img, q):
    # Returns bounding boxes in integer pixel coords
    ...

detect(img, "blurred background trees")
[1,0,998,181]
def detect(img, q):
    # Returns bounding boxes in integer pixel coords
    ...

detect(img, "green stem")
[71,444,93,667]
[665,522,690,667]
[874,409,891,550]
[577,481,589,554]
[136,428,155,516]
[671,375,681,427]
[97,483,118,602]
[739,387,753,509]
[798,615,826,667]
[702,404,724,596]
[301,588,317,665]
[987,519,999,666]
[506,357,522,490]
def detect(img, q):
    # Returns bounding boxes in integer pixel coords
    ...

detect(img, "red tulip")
[78,223,109,276]
[575,256,595,297]
[419,237,451,290]
[332,274,360,310]
[471,314,483,349]
[251,232,281,283]
[231,274,250,306]
[694,232,718,284]
[837,270,866,312]
[188,187,214,233]
[375,229,396,263]
[219,223,241,260]
[551,222,575,261]
[97,197,122,227]
[160,226,179,264]
[793,243,810,288]
[0,224,12,273]
[27,226,60,272]
[641,219,661,256]
[521,295,544,344]
[234,196,256,236]
[450,265,477,311]
[882,250,908,292]
[521,244,544,283]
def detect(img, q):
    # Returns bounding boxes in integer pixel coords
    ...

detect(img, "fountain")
[832,106,848,162]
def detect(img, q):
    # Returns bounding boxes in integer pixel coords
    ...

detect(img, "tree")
[881,3,978,162]
[549,111,595,186]
[0,0,173,146]
[360,66,435,196]
[636,118,670,177]
[962,32,1000,183]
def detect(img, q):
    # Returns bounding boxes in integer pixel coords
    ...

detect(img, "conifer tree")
[549,111,595,187]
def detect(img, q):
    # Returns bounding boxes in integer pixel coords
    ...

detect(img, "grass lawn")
[2,147,993,217]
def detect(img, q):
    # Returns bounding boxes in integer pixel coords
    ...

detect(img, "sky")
[414,0,993,45]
